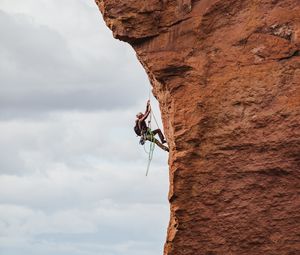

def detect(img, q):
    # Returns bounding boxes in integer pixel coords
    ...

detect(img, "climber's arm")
[144,100,150,114]
[141,100,151,121]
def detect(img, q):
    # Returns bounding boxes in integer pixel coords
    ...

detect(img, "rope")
[152,110,160,130]
[144,83,166,176]
[145,130,155,176]
[144,85,156,176]
[148,83,152,102]
[148,85,160,130]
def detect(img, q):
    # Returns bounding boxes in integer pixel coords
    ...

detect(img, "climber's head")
[136,112,143,119]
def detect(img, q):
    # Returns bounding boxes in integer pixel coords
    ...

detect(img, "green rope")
[145,129,155,176]
[145,85,158,176]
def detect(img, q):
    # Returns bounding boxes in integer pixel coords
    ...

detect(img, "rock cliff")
[95,0,300,254]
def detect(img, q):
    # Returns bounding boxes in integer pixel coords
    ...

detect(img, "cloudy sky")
[0,1,169,254]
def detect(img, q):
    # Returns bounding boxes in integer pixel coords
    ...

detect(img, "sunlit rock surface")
[96,0,300,254]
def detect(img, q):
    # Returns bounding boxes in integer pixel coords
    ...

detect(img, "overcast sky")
[0,1,169,254]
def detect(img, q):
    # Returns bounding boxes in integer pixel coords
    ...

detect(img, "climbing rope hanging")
[145,128,155,176]
[144,85,157,176]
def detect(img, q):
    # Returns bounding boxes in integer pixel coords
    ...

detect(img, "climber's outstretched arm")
[144,100,150,114]
[141,100,151,121]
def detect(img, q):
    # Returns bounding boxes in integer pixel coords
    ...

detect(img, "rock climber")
[134,100,169,152]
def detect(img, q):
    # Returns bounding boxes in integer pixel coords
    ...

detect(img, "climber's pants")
[150,128,165,143]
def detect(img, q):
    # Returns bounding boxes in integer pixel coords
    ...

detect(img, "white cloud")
[0,201,168,254]
[0,1,149,118]
[0,1,169,254]
[0,118,169,254]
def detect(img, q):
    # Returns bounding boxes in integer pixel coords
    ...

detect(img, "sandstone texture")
[96,0,300,254]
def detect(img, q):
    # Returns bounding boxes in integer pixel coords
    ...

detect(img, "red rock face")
[96,0,300,254]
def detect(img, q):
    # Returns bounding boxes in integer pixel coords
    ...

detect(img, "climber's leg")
[152,129,167,144]
[146,135,169,152]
